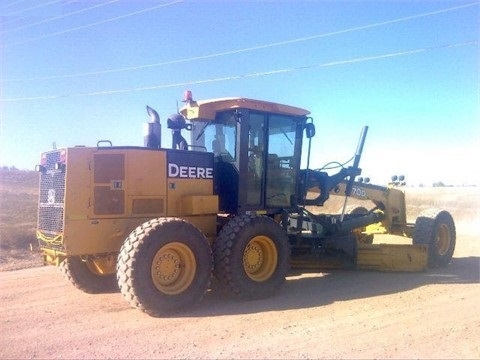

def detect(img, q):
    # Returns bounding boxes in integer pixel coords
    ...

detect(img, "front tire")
[61,256,118,294]
[213,214,290,299]
[117,218,212,317]
[413,209,456,267]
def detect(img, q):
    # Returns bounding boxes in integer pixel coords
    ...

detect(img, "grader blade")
[356,243,428,272]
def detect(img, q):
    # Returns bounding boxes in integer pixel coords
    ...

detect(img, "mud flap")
[357,244,428,272]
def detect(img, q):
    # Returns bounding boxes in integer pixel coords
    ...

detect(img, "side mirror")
[305,123,315,138]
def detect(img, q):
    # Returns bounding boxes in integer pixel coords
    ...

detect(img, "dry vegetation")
[0,169,43,270]
[0,168,478,271]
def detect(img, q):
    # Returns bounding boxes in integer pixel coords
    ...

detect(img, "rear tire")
[117,218,212,317]
[413,209,456,267]
[213,214,290,299]
[61,256,118,294]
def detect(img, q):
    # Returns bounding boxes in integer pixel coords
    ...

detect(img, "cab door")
[264,114,300,209]
[238,111,303,213]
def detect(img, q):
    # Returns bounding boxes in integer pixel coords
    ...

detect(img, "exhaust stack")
[144,106,161,149]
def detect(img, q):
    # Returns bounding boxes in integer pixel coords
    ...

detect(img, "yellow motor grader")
[36,92,455,316]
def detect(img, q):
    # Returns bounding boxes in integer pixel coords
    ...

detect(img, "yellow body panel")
[166,178,215,216]
[38,146,217,260]
[63,147,92,221]
[127,150,167,196]
[181,195,219,215]
[62,217,153,254]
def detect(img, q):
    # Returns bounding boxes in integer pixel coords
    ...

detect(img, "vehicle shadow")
[186,255,479,317]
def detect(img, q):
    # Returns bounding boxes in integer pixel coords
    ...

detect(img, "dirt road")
[1,227,479,359]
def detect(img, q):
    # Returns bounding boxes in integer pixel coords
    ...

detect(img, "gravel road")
[1,228,479,359]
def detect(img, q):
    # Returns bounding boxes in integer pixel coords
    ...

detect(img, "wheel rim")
[435,223,452,256]
[243,235,278,282]
[151,242,196,295]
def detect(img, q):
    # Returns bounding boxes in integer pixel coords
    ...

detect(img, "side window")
[205,125,235,162]
[193,112,237,162]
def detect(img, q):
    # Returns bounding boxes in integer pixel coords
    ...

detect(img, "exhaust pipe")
[144,106,161,149]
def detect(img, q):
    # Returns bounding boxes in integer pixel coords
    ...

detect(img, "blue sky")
[1,0,478,186]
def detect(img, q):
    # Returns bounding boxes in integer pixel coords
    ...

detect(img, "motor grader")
[36,91,456,316]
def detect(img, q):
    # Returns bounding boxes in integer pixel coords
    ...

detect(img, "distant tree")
[433,181,446,187]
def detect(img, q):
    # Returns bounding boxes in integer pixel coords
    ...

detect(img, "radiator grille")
[37,151,65,249]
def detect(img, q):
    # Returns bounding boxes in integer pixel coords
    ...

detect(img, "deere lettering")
[168,163,213,179]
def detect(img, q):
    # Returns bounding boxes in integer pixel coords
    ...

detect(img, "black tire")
[116,218,212,317]
[213,214,290,299]
[60,256,118,294]
[413,209,456,267]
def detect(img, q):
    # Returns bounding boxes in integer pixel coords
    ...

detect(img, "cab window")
[193,111,237,162]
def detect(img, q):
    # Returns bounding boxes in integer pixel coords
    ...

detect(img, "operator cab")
[181,95,311,215]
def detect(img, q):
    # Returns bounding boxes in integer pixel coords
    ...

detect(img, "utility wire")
[3,1,478,83]
[2,0,62,17]
[2,0,183,48]
[0,0,30,11]
[2,0,121,34]
[2,40,476,102]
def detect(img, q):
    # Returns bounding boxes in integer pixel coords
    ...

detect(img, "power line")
[2,0,62,17]
[0,0,30,11]
[1,40,476,102]
[2,0,121,34]
[3,1,478,82]
[2,0,183,48]
[2,1,89,27]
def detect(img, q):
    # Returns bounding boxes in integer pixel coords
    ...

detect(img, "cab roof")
[179,97,310,121]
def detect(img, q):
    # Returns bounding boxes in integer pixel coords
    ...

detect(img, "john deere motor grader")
[36,92,456,316]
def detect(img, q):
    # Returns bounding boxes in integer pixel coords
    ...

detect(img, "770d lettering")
[351,187,367,198]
